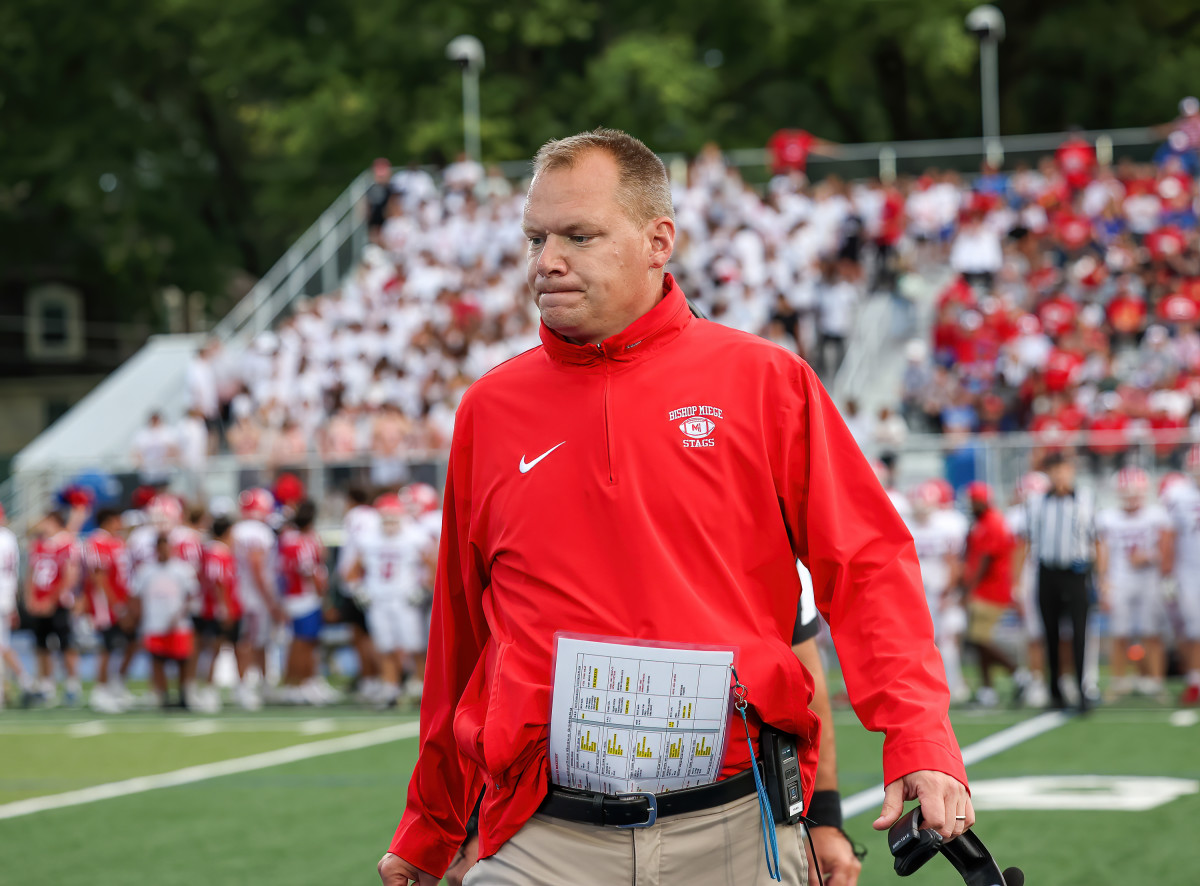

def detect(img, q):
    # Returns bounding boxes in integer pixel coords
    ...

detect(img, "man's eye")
[527,236,544,247]
[570,235,592,244]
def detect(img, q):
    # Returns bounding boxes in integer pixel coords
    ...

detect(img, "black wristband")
[806,789,843,829]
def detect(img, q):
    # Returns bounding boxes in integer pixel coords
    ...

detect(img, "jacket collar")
[538,273,693,368]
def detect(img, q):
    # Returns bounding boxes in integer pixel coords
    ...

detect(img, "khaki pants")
[463,792,809,885]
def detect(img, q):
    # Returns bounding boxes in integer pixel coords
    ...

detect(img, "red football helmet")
[928,478,955,508]
[1115,467,1149,505]
[407,483,439,515]
[966,481,992,506]
[1015,471,1051,501]
[239,487,274,519]
[148,495,184,528]
[908,481,941,515]
[374,494,406,517]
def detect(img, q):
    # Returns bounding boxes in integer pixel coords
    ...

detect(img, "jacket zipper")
[598,344,615,484]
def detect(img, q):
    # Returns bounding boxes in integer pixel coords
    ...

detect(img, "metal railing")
[211,169,375,347]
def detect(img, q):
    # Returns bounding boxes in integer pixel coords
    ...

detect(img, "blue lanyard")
[731,667,781,882]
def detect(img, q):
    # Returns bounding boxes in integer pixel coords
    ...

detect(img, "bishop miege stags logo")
[668,404,723,448]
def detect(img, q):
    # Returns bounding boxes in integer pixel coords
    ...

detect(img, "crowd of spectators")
[158,105,1200,496]
[902,100,1200,473]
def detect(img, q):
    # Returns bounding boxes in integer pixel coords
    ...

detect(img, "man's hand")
[377,852,438,886]
[806,826,862,886]
[443,834,479,886]
[872,770,973,842]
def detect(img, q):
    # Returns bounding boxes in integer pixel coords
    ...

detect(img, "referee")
[1028,453,1097,713]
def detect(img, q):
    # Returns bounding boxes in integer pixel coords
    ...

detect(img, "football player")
[907,481,969,703]
[83,508,137,712]
[232,488,283,710]
[277,500,334,704]
[24,511,83,706]
[347,494,428,705]
[0,503,34,707]
[1165,445,1200,705]
[1095,467,1172,699]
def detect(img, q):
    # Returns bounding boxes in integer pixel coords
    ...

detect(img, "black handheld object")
[887,806,1024,886]
[759,726,805,825]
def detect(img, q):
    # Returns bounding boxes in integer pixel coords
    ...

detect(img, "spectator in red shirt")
[960,482,1017,707]
[1056,133,1097,192]
[766,129,837,176]
[1086,392,1131,473]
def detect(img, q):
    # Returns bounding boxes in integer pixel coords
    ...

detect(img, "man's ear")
[647,216,676,270]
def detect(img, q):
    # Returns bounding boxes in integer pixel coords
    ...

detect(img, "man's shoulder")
[687,319,810,367]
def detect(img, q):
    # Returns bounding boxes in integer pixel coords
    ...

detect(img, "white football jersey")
[132,558,198,636]
[356,525,426,602]
[1167,481,1200,574]
[232,519,277,607]
[908,516,961,605]
[338,505,382,578]
[0,526,18,616]
[1095,505,1169,587]
[932,507,970,548]
[1005,504,1037,599]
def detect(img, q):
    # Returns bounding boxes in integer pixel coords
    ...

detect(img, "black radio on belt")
[760,726,805,825]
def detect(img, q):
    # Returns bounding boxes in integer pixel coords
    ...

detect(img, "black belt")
[538,768,758,829]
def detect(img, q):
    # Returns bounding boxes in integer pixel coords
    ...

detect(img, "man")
[195,516,242,710]
[232,487,283,710]
[1166,445,1200,704]
[0,503,34,707]
[444,578,865,886]
[130,412,177,489]
[1006,472,1051,709]
[1024,452,1097,712]
[1095,467,1172,700]
[83,508,137,713]
[24,511,82,706]
[348,494,427,705]
[906,482,969,704]
[336,487,383,703]
[130,534,198,708]
[379,129,969,886]
[960,482,1017,707]
[277,500,332,704]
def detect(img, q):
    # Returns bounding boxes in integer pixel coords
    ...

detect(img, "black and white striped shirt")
[1027,488,1096,569]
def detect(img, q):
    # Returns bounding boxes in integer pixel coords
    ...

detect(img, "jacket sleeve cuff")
[387,815,463,880]
[881,736,969,791]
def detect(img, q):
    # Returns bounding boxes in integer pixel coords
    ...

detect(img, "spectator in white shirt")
[131,412,177,488]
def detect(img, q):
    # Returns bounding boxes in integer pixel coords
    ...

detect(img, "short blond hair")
[532,128,675,224]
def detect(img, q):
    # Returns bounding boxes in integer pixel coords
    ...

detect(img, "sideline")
[841,710,1070,819]
[0,720,421,820]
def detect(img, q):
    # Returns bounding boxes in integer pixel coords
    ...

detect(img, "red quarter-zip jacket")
[389,274,966,875]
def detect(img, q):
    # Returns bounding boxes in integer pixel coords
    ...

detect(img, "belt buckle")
[613,791,658,828]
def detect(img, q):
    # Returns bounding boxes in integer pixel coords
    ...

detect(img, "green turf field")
[0,702,1196,885]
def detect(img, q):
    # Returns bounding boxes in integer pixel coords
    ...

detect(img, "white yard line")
[841,710,1070,819]
[0,720,421,820]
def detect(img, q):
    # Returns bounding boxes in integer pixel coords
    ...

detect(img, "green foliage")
[2,0,1199,324]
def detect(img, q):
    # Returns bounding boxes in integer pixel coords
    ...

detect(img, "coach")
[379,129,970,886]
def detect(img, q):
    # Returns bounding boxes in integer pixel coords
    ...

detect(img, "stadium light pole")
[446,35,485,165]
[965,5,1005,167]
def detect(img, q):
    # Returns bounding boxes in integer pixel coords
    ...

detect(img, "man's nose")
[536,236,568,276]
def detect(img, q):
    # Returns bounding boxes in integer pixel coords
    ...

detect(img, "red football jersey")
[767,129,815,174]
[28,532,79,609]
[201,541,241,622]
[83,530,130,628]
[169,526,205,578]
[277,529,325,599]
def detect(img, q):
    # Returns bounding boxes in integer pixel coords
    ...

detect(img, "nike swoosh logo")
[519,441,566,474]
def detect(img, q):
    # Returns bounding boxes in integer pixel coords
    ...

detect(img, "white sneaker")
[1060,679,1081,706]
[235,684,262,711]
[975,686,999,708]
[950,684,972,706]
[187,686,222,714]
[355,677,385,705]
[403,677,424,700]
[90,684,124,715]
[1024,680,1049,708]
[308,677,342,704]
